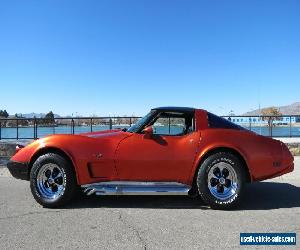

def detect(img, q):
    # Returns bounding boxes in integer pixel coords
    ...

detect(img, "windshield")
[127,110,156,133]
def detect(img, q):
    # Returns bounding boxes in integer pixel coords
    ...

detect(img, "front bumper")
[7,161,29,180]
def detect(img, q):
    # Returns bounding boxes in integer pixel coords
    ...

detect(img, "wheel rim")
[36,163,66,200]
[207,162,238,200]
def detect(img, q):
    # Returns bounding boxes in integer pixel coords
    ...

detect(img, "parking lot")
[0,158,299,249]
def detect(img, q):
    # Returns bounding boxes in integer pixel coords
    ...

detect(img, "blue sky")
[0,0,299,116]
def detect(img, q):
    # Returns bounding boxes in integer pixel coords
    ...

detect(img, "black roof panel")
[152,106,195,113]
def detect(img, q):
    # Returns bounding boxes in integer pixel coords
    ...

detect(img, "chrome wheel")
[207,162,238,200]
[36,163,66,200]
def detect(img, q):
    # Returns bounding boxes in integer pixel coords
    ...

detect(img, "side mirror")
[142,126,153,138]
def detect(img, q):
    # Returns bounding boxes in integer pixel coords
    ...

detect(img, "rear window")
[207,112,246,130]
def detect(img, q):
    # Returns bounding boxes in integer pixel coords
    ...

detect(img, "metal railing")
[0,117,141,140]
[0,115,300,140]
[222,115,300,137]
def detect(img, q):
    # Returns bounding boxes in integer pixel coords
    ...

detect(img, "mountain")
[243,102,300,115]
[16,113,61,118]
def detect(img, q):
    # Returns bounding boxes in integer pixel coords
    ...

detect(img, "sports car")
[7,107,294,209]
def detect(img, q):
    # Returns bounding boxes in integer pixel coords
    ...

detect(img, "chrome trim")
[82,181,191,196]
[36,163,66,200]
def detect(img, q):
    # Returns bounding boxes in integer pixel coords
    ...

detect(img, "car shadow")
[63,182,300,210]
[66,194,208,210]
[239,182,300,210]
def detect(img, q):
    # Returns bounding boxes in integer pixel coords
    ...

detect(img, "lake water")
[0,125,300,139]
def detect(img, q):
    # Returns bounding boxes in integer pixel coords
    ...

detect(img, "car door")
[115,112,200,183]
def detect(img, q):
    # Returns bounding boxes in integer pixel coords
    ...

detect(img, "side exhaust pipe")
[82,181,191,196]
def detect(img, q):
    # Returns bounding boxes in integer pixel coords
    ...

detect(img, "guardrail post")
[0,122,1,140]
[90,118,93,132]
[249,118,252,131]
[290,116,292,137]
[16,119,19,140]
[129,117,132,127]
[270,119,272,137]
[71,119,75,134]
[109,118,112,130]
[34,118,37,139]
[36,118,38,139]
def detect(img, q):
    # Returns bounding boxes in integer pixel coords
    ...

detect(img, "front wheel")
[30,153,77,208]
[197,152,246,210]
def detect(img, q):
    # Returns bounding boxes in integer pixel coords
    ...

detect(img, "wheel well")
[192,147,251,188]
[28,147,76,181]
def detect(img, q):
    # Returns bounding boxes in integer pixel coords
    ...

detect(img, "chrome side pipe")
[82,181,191,196]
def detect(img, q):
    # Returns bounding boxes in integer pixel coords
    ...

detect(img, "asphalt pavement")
[0,158,299,249]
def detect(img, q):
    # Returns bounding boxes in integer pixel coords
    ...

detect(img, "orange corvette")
[7,107,294,209]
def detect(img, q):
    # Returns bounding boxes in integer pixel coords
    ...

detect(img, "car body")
[7,107,294,209]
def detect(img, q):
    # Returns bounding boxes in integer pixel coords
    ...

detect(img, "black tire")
[30,153,77,208]
[196,152,246,210]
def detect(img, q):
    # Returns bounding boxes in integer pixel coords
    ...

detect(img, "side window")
[207,112,246,130]
[151,112,193,136]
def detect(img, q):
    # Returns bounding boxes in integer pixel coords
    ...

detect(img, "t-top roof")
[152,106,195,113]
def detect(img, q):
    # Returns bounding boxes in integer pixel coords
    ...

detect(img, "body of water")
[0,125,300,139]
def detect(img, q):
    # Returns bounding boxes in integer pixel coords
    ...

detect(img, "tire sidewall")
[197,152,245,209]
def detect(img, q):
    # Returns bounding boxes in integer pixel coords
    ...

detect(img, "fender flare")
[188,144,252,185]
[29,146,80,184]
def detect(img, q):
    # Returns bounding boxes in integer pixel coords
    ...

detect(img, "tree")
[261,107,282,130]
[0,110,9,118]
[44,111,55,124]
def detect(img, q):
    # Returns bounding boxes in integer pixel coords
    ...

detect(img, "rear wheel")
[30,153,77,208]
[197,152,246,210]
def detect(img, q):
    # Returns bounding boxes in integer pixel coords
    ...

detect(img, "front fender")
[10,137,79,181]
[12,133,129,185]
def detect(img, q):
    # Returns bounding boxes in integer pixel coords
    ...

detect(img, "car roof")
[151,106,196,113]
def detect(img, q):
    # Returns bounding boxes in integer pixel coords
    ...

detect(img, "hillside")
[243,102,300,115]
